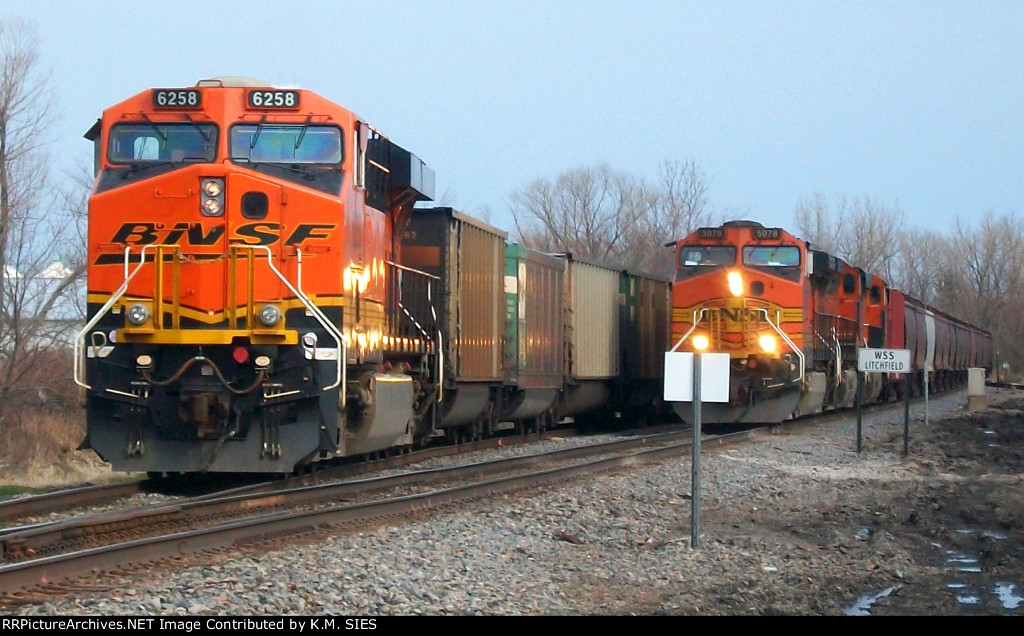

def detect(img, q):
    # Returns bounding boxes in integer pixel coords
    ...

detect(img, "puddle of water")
[956,528,1008,540]
[844,586,896,616]
[945,551,982,573]
[994,583,1022,610]
[926,535,1020,613]
[948,565,983,573]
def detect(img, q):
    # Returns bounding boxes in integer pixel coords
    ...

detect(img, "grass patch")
[0,407,119,489]
[0,483,54,497]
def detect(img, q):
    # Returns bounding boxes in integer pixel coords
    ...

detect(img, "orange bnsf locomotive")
[667,220,993,424]
[75,77,671,475]
[76,77,440,474]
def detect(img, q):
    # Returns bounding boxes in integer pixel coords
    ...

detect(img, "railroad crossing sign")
[857,348,911,373]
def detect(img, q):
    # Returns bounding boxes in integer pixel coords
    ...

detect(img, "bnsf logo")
[109,222,335,245]
[93,222,336,265]
[720,308,765,321]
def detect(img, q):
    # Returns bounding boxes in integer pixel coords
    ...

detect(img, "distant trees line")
[0,14,1019,438]
[509,168,1023,380]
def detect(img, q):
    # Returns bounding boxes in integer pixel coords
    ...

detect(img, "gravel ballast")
[12,388,1023,616]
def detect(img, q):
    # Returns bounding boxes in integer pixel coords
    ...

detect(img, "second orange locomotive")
[667,220,992,424]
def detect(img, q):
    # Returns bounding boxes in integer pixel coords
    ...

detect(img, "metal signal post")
[664,351,730,550]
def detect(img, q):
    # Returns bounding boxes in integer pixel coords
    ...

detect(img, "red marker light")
[232,346,250,364]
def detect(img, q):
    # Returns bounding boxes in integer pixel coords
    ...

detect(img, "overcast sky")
[7,0,1023,238]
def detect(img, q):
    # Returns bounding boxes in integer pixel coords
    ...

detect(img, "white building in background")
[2,259,85,349]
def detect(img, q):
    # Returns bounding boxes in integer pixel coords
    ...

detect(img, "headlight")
[693,334,710,351]
[727,271,743,297]
[258,304,282,326]
[126,303,150,325]
[759,334,777,353]
[200,178,224,217]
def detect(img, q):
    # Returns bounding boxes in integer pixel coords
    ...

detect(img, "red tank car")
[889,291,994,397]
[76,77,435,474]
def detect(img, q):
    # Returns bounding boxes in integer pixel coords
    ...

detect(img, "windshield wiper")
[294,115,312,150]
[138,113,167,145]
[182,114,212,143]
[250,115,266,150]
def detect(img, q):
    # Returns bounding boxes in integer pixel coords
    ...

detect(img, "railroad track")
[0,389,966,606]
[0,385,960,528]
[0,428,581,528]
[0,424,759,605]
[0,481,145,526]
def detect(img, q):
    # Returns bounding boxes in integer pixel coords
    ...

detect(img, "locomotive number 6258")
[152,89,201,108]
[247,89,300,109]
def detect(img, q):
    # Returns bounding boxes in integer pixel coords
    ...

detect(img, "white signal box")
[857,348,911,373]
[664,352,731,402]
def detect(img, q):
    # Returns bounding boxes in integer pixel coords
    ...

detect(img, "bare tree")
[794,192,843,254]
[509,160,713,279]
[940,212,1024,372]
[632,159,716,278]
[651,159,714,239]
[793,193,905,275]
[510,164,633,262]
[795,195,1024,376]
[887,228,951,305]
[0,18,84,417]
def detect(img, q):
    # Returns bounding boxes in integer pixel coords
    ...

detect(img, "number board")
[152,89,202,109]
[698,228,724,239]
[247,89,301,109]
[752,228,781,240]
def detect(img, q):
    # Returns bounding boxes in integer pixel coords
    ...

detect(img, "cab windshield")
[742,245,801,282]
[675,245,736,282]
[679,245,736,267]
[742,246,800,267]
[229,124,343,165]
[108,122,218,163]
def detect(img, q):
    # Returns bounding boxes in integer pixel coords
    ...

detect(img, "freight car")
[667,220,992,424]
[74,78,669,475]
